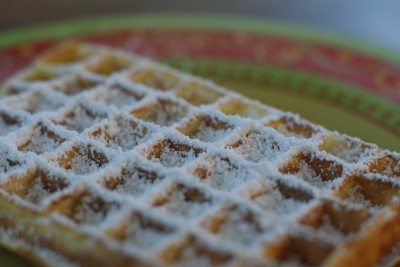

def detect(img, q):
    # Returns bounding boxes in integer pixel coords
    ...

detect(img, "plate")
[0,14,400,266]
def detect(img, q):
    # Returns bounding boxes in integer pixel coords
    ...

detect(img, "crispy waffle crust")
[0,41,400,267]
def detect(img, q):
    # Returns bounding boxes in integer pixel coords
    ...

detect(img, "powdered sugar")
[53,142,111,175]
[15,120,69,155]
[2,89,67,114]
[0,144,25,174]
[189,152,256,191]
[122,210,177,249]
[107,160,166,197]
[0,109,26,137]
[90,82,146,108]
[0,42,399,267]
[227,127,293,163]
[52,101,110,133]
[145,137,205,168]
[154,181,217,218]
[88,115,154,151]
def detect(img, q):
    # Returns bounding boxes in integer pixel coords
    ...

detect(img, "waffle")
[0,41,400,267]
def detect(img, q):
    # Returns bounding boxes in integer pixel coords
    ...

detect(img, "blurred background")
[1,0,400,51]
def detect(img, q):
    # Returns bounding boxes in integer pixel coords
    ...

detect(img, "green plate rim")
[0,13,399,150]
[1,13,400,63]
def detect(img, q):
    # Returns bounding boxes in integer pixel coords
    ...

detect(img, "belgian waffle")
[0,41,400,267]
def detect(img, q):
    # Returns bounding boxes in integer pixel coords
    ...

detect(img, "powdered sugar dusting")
[0,42,399,267]
[189,152,256,191]
[105,159,166,197]
[52,101,110,133]
[71,192,121,225]
[0,144,26,174]
[121,210,177,249]
[153,181,217,218]
[227,127,294,163]
[90,82,146,108]
[145,137,205,168]
[0,109,26,137]
[15,120,69,155]
[88,115,154,151]
[2,89,67,114]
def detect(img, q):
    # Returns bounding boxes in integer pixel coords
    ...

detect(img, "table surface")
[1,0,400,52]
